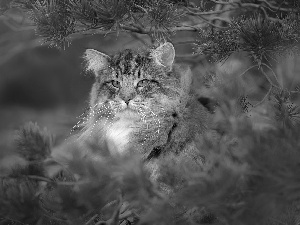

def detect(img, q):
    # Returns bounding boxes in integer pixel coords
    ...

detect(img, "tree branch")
[208,0,236,5]
[71,23,205,39]
[239,65,258,78]
[85,214,99,225]
[261,63,280,85]
[253,84,273,107]
[257,0,298,12]
[185,7,236,16]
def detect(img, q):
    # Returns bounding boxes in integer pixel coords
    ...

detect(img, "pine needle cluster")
[69,0,130,30]
[272,89,300,128]
[195,13,300,65]
[30,0,75,48]
[147,0,182,38]
[0,0,184,47]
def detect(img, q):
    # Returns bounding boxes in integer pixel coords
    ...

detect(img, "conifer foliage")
[1,0,300,225]
[1,0,297,48]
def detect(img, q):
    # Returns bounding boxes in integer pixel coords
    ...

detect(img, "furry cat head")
[84,42,191,115]
[82,42,192,154]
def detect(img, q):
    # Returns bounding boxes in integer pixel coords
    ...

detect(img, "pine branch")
[1,0,298,48]
[15,122,53,162]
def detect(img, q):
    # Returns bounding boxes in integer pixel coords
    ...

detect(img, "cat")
[8,42,217,225]
[74,42,212,161]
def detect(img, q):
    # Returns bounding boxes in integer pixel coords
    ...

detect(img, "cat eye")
[136,79,159,92]
[109,80,120,88]
[137,79,158,87]
[136,79,149,87]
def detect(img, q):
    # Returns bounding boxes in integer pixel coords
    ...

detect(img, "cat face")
[84,43,187,122]
[81,42,193,154]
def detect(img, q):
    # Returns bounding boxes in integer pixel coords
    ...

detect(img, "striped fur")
[80,43,209,158]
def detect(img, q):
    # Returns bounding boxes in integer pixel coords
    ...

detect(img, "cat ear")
[84,49,110,76]
[151,42,175,70]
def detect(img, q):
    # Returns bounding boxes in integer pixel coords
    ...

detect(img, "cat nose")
[122,93,135,105]
[124,98,131,105]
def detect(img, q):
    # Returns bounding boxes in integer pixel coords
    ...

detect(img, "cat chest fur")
[105,111,138,154]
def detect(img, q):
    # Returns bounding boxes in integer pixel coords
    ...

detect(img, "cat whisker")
[72,101,116,139]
